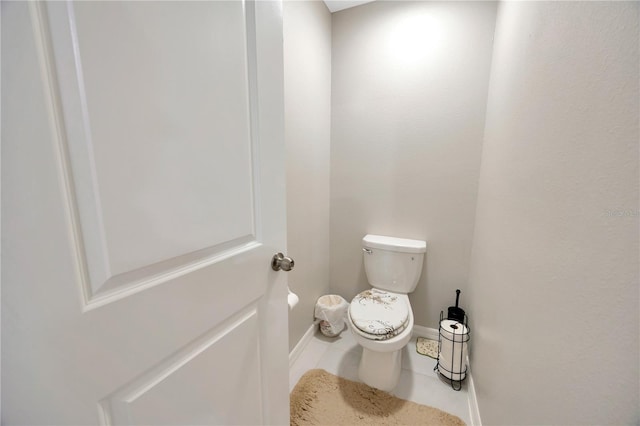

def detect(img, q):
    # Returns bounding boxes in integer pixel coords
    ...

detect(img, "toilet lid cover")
[349,289,409,338]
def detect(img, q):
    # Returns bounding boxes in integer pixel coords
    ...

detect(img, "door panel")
[1,1,288,424]
[45,1,261,303]
[105,307,262,425]
[72,1,256,277]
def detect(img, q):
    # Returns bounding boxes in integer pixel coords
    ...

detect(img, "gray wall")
[468,2,639,424]
[330,1,497,328]
[284,0,332,351]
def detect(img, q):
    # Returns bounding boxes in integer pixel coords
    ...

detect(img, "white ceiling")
[323,0,376,13]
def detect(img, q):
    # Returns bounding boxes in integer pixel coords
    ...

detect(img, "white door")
[2,1,289,424]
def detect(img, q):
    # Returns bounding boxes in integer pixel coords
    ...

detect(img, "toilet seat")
[349,289,409,341]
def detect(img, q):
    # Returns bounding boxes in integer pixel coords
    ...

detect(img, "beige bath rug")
[416,336,439,359]
[290,369,465,426]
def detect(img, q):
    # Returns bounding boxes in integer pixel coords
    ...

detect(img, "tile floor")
[289,328,472,425]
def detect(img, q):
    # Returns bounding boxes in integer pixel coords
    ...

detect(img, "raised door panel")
[104,308,262,425]
[44,1,260,306]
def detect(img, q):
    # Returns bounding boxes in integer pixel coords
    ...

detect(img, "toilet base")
[358,347,402,391]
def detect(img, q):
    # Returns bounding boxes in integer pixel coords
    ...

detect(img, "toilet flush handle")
[362,248,373,254]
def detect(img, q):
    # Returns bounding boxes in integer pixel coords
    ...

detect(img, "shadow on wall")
[329,195,370,299]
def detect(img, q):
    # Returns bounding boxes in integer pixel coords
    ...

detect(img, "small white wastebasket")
[314,295,349,337]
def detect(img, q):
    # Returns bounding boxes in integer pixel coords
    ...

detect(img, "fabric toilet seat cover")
[349,289,409,340]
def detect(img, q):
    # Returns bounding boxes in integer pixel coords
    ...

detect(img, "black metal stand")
[434,310,470,391]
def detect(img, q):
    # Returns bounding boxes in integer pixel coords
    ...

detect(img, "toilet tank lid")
[362,234,427,253]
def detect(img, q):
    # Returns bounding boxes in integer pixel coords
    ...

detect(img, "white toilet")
[347,234,426,391]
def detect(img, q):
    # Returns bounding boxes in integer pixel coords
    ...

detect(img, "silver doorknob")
[271,253,294,271]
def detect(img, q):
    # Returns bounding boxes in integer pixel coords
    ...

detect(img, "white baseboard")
[289,321,318,368]
[412,325,481,426]
[412,324,439,340]
[467,367,482,426]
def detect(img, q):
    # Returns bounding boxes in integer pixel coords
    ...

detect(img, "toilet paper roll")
[440,320,468,342]
[438,345,467,374]
[288,288,299,310]
[438,320,468,380]
[438,360,466,381]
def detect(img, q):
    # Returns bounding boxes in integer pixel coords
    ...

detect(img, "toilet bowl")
[348,291,415,390]
[347,234,426,391]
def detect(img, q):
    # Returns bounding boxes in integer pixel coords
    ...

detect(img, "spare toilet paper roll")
[438,361,466,381]
[287,288,299,310]
[440,320,469,342]
[438,345,468,379]
[438,320,468,380]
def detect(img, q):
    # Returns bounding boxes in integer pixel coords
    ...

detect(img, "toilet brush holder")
[447,289,466,323]
[434,311,470,391]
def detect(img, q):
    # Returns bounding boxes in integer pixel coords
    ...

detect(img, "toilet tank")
[362,235,427,294]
